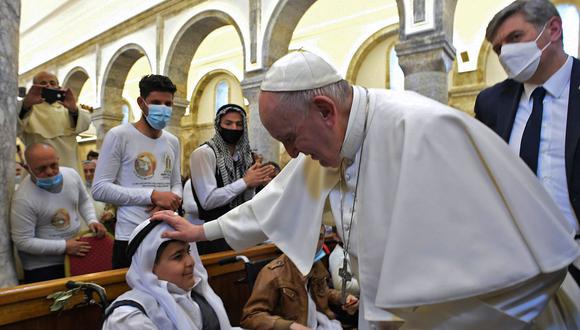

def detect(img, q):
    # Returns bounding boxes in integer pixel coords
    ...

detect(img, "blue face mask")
[34,172,63,192]
[145,103,172,130]
[314,248,326,263]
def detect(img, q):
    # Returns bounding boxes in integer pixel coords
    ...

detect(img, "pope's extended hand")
[151,210,207,242]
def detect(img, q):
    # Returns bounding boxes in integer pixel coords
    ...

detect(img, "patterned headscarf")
[205,104,254,208]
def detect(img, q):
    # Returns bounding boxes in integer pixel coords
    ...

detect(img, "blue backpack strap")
[104,300,148,319]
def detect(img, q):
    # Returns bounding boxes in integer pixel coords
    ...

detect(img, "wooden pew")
[0,244,280,329]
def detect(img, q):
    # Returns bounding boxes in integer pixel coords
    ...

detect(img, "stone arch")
[346,24,400,84]
[183,69,243,166]
[477,41,493,84]
[101,43,151,117]
[450,40,488,87]
[164,10,246,101]
[447,40,490,115]
[261,0,316,67]
[189,69,241,123]
[62,66,90,98]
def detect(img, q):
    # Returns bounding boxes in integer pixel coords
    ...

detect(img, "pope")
[153,51,580,329]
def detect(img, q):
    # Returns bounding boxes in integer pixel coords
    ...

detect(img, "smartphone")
[18,87,26,98]
[41,87,66,104]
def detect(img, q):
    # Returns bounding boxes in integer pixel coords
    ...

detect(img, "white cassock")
[203,86,580,329]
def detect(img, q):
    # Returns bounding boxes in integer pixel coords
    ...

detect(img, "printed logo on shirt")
[134,152,157,179]
[51,208,71,230]
[162,152,172,176]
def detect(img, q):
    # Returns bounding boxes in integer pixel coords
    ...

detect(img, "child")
[103,219,238,329]
[241,225,358,330]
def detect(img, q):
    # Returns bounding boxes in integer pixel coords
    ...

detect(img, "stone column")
[394,0,457,104]
[91,108,123,149]
[166,97,189,175]
[241,71,279,163]
[396,36,455,103]
[0,0,20,287]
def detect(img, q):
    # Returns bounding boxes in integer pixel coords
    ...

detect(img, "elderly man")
[11,143,106,283]
[475,0,580,286]
[18,71,91,173]
[83,160,115,232]
[154,51,579,329]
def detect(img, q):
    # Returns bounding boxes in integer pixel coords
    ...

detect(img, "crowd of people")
[8,0,580,329]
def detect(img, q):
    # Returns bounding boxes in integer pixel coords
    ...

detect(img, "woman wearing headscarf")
[102,219,238,330]
[189,103,274,254]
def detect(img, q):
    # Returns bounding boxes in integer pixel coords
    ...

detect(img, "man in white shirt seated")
[11,143,106,283]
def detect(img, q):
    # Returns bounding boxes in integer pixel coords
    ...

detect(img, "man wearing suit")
[475,0,580,285]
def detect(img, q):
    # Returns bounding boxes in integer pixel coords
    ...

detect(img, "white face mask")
[499,23,551,82]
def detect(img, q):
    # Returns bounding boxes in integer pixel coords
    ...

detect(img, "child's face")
[153,241,196,291]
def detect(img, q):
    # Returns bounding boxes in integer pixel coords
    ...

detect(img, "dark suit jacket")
[474,57,580,230]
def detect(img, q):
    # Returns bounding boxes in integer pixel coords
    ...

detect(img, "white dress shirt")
[509,56,579,234]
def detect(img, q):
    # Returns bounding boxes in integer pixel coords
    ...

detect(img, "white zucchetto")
[260,50,343,92]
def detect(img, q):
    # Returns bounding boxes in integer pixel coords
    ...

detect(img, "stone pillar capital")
[172,96,190,110]
[91,108,123,149]
[167,97,189,130]
[241,70,267,93]
[241,70,279,163]
[395,34,455,74]
[91,107,124,122]
[395,33,456,103]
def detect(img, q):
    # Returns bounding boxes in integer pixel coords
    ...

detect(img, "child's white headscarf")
[126,219,234,330]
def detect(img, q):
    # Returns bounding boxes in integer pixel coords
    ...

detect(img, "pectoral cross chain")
[339,258,352,303]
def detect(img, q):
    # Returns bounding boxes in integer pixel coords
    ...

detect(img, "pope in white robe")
[154,51,580,329]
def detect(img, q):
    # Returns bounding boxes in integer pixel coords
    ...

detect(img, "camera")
[41,87,66,104]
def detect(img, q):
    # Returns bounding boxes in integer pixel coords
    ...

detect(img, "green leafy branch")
[46,287,80,312]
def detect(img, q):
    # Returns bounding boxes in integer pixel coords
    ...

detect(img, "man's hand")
[151,191,182,210]
[145,205,164,215]
[21,85,45,111]
[289,323,311,330]
[341,294,359,315]
[99,210,115,223]
[243,163,276,188]
[66,238,91,257]
[89,222,107,238]
[59,88,78,113]
[151,210,207,242]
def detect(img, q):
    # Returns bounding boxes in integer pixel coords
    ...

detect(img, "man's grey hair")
[486,0,560,42]
[274,80,352,116]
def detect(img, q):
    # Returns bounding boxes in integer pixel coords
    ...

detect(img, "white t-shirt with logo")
[11,167,98,270]
[92,123,182,240]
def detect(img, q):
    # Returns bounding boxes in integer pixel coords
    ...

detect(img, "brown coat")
[241,254,342,330]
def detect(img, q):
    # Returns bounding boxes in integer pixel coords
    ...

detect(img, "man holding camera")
[18,71,91,174]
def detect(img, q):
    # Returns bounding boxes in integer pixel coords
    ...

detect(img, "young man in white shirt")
[92,75,182,268]
[189,104,274,254]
